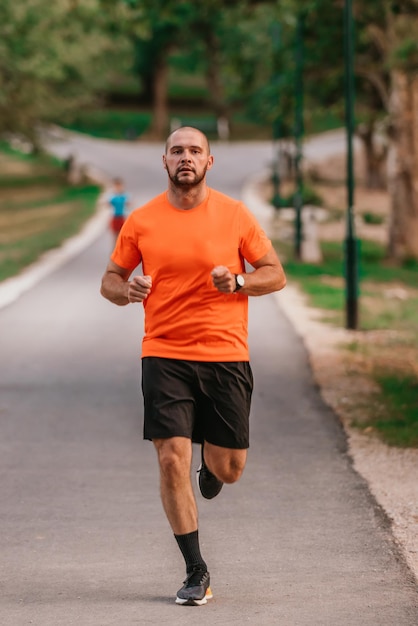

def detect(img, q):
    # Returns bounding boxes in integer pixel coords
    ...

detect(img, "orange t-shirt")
[111,188,272,361]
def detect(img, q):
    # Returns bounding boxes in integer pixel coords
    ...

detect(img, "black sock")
[174,530,207,574]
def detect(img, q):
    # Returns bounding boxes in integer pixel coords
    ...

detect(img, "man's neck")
[167,183,208,210]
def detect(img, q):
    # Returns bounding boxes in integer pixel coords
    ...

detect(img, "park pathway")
[0,132,417,625]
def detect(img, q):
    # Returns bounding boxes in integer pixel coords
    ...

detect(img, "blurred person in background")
[107,177,130,244]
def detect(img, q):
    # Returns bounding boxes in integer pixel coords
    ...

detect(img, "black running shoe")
[175,568,213,606]
[197,449,223,500]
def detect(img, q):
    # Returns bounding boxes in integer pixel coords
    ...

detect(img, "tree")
[354,0,418,260]
[126,0,198,139]
[129,0,276,138]
[284,0,418,261]
[0,0,131,147]
[355,3,390,189]
[386,0,418,261]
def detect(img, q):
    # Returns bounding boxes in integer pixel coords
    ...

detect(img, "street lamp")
[271,22,282,210]
[272,116,282,209]
[294,12,304,260]
[343,0,359,329]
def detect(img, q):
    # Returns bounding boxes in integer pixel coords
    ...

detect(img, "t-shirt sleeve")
[111,212,142,270]
[238,203,272,264]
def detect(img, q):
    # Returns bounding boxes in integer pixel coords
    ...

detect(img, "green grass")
[62,109,152,140]
[0,176,56,188]
[272,183,324,209]
[0,141,34,160]
[275,241,345,321]
[274,237,418,448]
[0,184,100,282]
[278,239,418,330]
[58,99,347,143]
[360,294,418,333]
[0,145,101,282]
[353,373,418,447]
[60,107,275,141]
[278,239,418,293]
[304,109,345,135]
[0,141,63,168]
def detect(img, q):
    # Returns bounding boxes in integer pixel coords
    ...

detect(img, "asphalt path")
[1,132,417,625]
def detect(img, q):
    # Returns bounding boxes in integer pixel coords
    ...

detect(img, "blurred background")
[0,0,417,446]
[2,0,418,259]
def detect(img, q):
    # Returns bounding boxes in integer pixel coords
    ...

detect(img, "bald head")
[165,126,211,155]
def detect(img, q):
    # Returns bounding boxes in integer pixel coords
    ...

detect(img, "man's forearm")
[239,265,286,297]
[100,273,130,306]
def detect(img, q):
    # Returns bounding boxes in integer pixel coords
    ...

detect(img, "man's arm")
[211,246,286,296]
[100,260,152,306]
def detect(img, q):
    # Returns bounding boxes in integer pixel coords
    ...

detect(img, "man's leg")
[203,442,247,484]
[196,361,252,498]
[153,436,197,534]
[153,436,212,605]
[197,442,247,500]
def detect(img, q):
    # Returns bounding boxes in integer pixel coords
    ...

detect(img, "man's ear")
[162,155,167,170]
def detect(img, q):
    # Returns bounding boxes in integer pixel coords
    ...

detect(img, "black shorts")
[141,357,253,449]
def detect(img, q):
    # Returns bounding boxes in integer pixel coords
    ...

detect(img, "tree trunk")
[149,58,169,140]
[387,70,418,261]
[357,122,387,189]
[205,31,228,119]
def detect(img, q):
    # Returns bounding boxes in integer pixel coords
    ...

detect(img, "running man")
[100,127,286,605]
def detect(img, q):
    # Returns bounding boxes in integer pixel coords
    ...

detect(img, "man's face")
[163,128,214,188]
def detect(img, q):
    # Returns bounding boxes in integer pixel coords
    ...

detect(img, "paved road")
[1,133,417,625]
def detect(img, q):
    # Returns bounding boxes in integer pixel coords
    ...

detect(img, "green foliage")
[4,0,418,160]
[0,0,132,145]
[302,0,345,119]
[362,211,385,225]
[279,184,324,208]
[402,257,418,270]
[392,37,418,71]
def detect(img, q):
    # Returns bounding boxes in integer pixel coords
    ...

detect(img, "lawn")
[0,144,101,282]
[273,234,418,448]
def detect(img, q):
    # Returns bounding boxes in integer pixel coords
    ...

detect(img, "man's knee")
[206,448,247,484]
[217,458,245,484]
[154,438,191,481]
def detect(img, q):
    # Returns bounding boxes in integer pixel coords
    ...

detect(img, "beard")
[167,164,208,188]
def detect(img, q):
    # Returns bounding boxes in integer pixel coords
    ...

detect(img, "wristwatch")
[234,273,245,292]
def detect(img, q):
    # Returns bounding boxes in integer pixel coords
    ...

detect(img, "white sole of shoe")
[175,587,213,606]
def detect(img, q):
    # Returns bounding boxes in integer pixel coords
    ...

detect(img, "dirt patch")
[0,153,54,178]
[0,155,35,176]
[0,186,62,205]
[0,202,77,246]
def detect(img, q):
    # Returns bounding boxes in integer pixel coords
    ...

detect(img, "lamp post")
[271,22,282,210]
[344,0,359,329]
[272,116,283,209]
[294,12,304,260]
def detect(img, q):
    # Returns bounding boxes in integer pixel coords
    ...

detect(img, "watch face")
[236,274,245,289]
